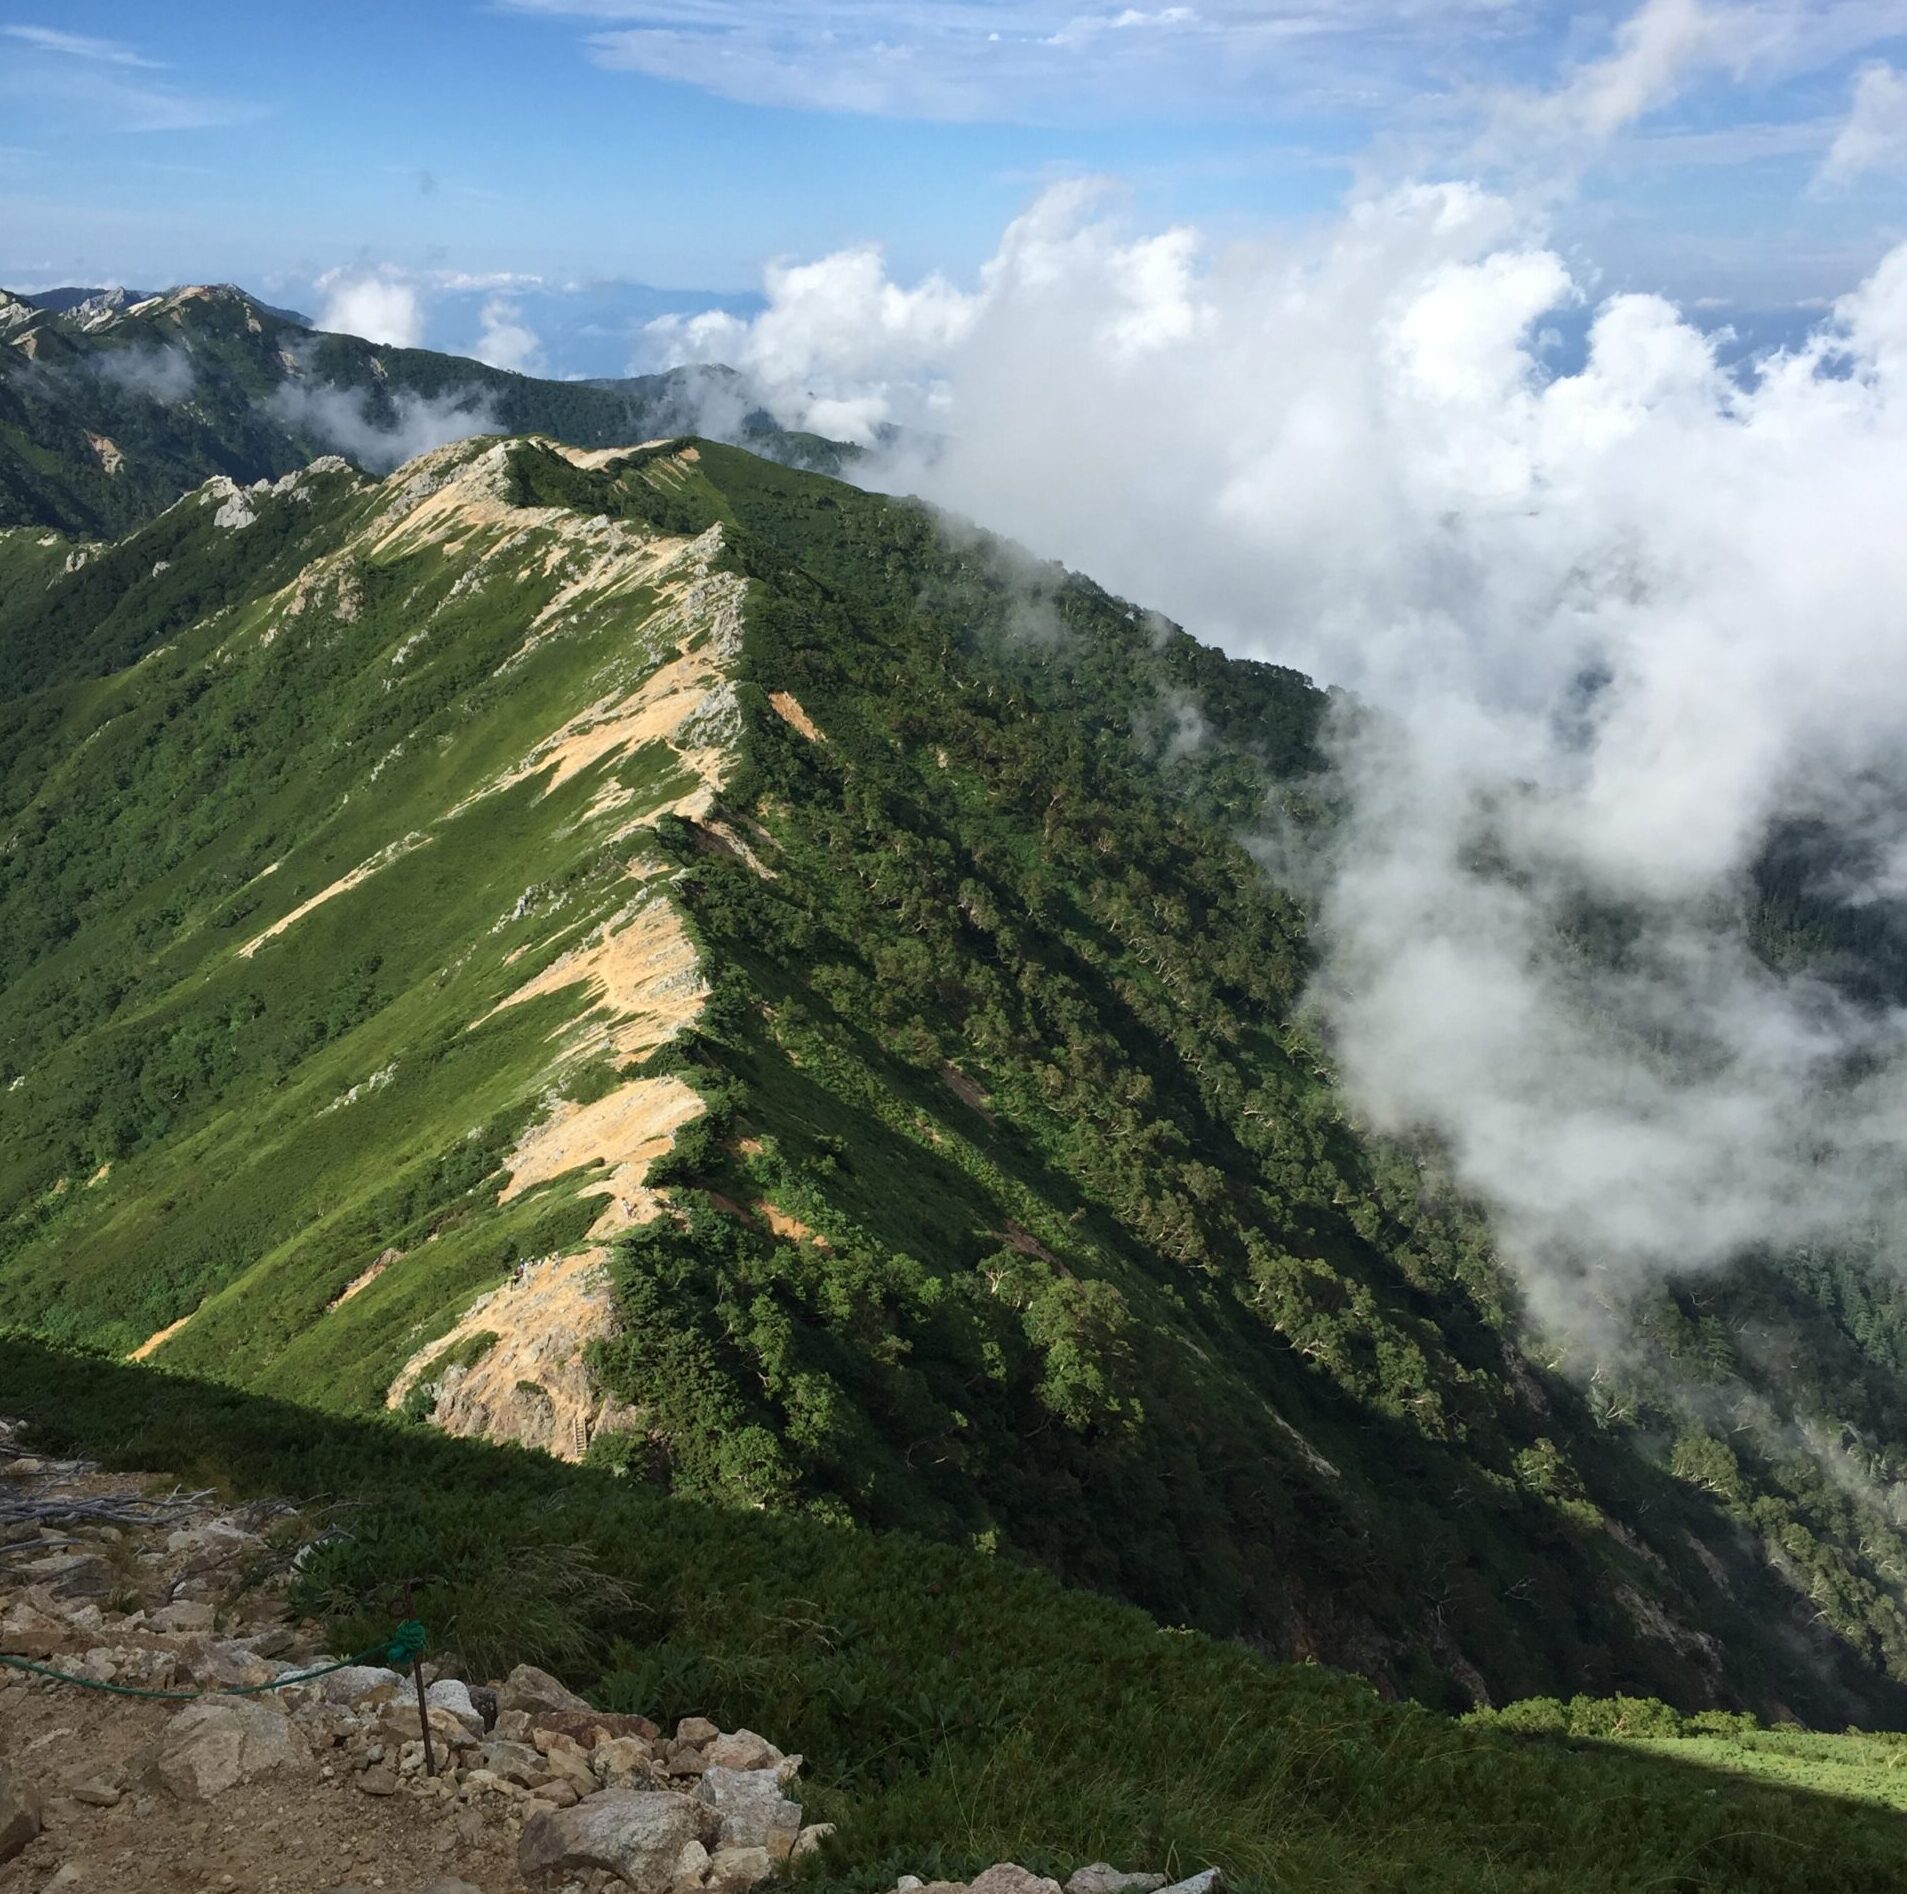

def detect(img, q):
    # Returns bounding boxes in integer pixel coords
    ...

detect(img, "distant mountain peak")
[0,288,854,538]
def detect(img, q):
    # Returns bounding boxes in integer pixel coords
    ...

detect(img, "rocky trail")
[0,1420,1215,1894]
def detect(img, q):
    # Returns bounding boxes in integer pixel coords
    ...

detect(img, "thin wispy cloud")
[506,0,1907,145]
[0,24,164,68]
[0,23,258,133]
[502,0,1536,123]
[1816,61,1907,188]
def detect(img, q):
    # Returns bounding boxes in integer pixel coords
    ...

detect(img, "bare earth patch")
[487,894,704,1067]
[237,833,429,959]
[939,1063,994,1119]
[383,1248,643,1461]
[128,1311,196,1363]
[757,1203,828,1249]
[500,1078,704,1239]
[768,691,823,742]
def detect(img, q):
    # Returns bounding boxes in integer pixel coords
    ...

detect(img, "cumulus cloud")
[315,270,426,349]
[266,381,498,474]
[641,237,978,443]
[470,297,543,374]
[645,167,1907,1329]
[1816,62,1907,189]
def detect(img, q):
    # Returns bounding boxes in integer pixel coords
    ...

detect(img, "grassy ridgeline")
[4,1333,1904,1894]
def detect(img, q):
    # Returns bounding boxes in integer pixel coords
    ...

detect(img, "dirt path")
[0,1420,818,1894]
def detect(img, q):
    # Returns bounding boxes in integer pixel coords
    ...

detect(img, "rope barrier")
[0,1619,427,1702]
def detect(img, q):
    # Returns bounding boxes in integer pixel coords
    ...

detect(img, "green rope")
[0,1620,427,1702]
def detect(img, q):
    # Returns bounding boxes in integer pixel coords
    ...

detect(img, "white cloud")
[96,342,195,404]
[1527,0,1738,140]
[432,270,547,292]
[641,235,980,441]
[266,381,498,473]
[1816,61,1907,188]
[470,297,543,373]
[504,0,1534,122]
[507,0,1904,146]
[645,172,1907,1329]
[0,24,258,132]
[315,270,426,349]
[0,25,163,67]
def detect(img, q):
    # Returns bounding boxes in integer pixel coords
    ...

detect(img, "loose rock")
[320,1664,405,1706]
[519,1788,715,1891]
[969,1867,1063,1894]
[499,1663,591,1715]
[705,1729,780,1772]
[707,1842,777,1891]
[149,1695,311,1800]
[671,1838,712,1892]
[0,1760,42,1862]
[425,1677,485,1734]
[1156,1874,1221,1894]
[695,1766,803,1860]
[1067,1869,1167,1894]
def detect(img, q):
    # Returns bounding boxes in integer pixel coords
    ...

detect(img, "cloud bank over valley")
[643,168,1907,1333]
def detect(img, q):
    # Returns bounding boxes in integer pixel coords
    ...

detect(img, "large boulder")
[149,1696,312,1800]
[518,1788,714,1891]
[0,1761,41,1863]
[694,1766,803,1860]
[498,1663,591,1715]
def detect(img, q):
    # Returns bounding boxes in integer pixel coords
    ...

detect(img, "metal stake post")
[402,1577,437,1778]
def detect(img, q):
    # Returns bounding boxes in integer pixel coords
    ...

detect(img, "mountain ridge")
[0,282,853,540]
[9,431,1907,1731]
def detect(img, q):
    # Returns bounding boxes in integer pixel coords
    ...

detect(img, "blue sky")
[3,0,1905,355]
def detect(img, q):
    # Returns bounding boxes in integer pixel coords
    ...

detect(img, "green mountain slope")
[0,283,851,538]
[6,434,1907,1732]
